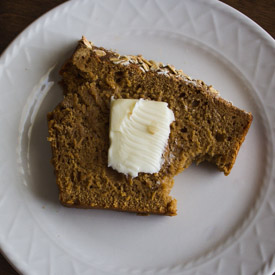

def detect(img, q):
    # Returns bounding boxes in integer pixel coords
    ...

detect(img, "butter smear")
[108,98,174,177]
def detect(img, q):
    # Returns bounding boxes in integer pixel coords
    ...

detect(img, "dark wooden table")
[0,0,274,274]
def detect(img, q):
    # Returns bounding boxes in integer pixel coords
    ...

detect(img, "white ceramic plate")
[0,0,274,274]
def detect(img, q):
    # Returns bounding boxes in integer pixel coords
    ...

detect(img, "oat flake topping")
[81,36,220,97]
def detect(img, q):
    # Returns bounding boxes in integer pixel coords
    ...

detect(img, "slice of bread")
[47,37,252,215]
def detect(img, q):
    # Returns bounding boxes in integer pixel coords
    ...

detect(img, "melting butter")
[108,98,174,177]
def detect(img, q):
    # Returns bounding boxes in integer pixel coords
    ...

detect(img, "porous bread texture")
[47,37,252,216]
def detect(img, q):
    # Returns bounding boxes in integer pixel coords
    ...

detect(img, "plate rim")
[0,0,274,274]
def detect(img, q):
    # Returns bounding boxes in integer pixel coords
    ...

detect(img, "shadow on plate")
[22,64,64,205]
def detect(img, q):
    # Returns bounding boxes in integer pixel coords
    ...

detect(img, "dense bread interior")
[47,38,252,215]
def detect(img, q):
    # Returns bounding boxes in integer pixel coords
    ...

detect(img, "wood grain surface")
[0,0,274,274]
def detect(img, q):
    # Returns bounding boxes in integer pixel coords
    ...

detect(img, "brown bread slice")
[47,37,252,216]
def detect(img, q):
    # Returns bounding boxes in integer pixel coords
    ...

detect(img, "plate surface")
[0,0,274,274]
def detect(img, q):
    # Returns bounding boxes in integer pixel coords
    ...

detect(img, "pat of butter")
[108,98,175,177]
